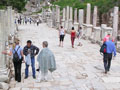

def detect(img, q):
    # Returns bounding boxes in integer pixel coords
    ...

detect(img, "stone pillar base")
[101,24,113,40]
[65,21,69,31]
[74,22,79,31]
[61,19,65,28]
[56,21,60,29]
[47,19,53,28]
[0,68,9,83]
[91,27,101,43]
[83,24,93,39]
[68,20,73,31]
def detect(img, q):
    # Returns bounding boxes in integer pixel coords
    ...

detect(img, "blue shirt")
[105,40,116,56]
[10,45,23,59]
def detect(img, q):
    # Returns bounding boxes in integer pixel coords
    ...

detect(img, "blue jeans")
[25,57,36,77]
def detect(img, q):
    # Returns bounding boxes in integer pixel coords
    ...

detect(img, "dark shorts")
[60,35,65,41]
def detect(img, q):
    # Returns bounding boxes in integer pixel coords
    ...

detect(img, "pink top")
[103,35,114,42]
[103,35,110,42]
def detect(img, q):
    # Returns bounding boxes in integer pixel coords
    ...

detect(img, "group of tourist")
[1,25,117,84]
[2,39,56,83]
[15,16,42,26]
[59,25,117,74]
[59,26,83,48]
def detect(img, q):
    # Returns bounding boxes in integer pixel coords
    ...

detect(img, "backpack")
[100,43,107,54]
[13,46,20,62]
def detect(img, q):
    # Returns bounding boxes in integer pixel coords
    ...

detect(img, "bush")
[0,0,27,12]
[51,0,120,14]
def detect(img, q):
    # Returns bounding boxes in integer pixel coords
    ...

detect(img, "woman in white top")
[59,26,66,47]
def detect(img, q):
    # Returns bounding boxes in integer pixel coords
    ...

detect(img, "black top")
[23,45,39,58]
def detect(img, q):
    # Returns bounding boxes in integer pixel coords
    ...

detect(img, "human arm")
[34,46,39,55]
[113,44,116,56]
[2,50,12,56]
[23,46,28,56]
[21,50,25,62]
[64,30,66,35]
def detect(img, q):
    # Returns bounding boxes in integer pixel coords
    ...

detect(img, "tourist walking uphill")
[59,26,66,47]
[23,40,39,79]
[71,27,76,48]
[2,39,24,82]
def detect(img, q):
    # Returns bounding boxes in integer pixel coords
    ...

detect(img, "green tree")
[0,0,27,12]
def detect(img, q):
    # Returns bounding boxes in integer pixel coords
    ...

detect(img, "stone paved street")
[9,23,120,90]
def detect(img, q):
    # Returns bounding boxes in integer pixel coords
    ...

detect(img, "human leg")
[103,54,108,73]
[61,35,64,47]
[31,57,36,78]
[71,37,74,47]
[17,60,22,82]
[25,64,29,78]
[107,54,112,71]
[13,61,18,81]
[72,37,75,48]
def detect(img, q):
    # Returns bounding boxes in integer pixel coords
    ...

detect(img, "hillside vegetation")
[51,0,120,14]
[0,0,27,12]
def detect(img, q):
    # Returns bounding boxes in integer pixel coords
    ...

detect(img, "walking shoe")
[36,79,41,83]
[105,71,107,74]
[24,76,28,79]
[36,68,40,72]
[107,69,110,72]
[33,76,36,79]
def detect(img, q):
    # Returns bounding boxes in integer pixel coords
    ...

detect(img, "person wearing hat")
[2,39,24,82]
[23,40,39,79]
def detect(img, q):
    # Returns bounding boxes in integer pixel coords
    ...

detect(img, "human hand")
[2,51,7,55]
[34,54,37,56]
[113,56,116,60]
[22,60,25,63]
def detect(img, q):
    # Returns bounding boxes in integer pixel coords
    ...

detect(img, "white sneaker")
[44,77,48,82]
[35,79,40,83]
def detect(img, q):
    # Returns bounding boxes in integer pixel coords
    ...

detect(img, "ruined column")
[42,8,46,22]
[83,3,93,39]
[52,8,56,27]
[113,6,119,43]
[91,6,99,43]
[11,10,15,35]
[93,27,101,43]
[86,3,91,24]
[56,5,60,29]
[61,8,66,28]
[79,9,84,27]
[74,8,78,23]
[101,24,113,40]
[65,6,69,30]
[0,10,8,82]
[68,7,73,30]
[74,8,79,31]
[93,6,98,27]
[7,6,12,36]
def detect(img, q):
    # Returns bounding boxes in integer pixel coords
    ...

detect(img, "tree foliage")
[51,0,120,14]
[0,0,27,12]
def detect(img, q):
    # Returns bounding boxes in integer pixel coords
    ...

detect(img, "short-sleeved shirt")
[60,29,65,35]
[10,45,23,59]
